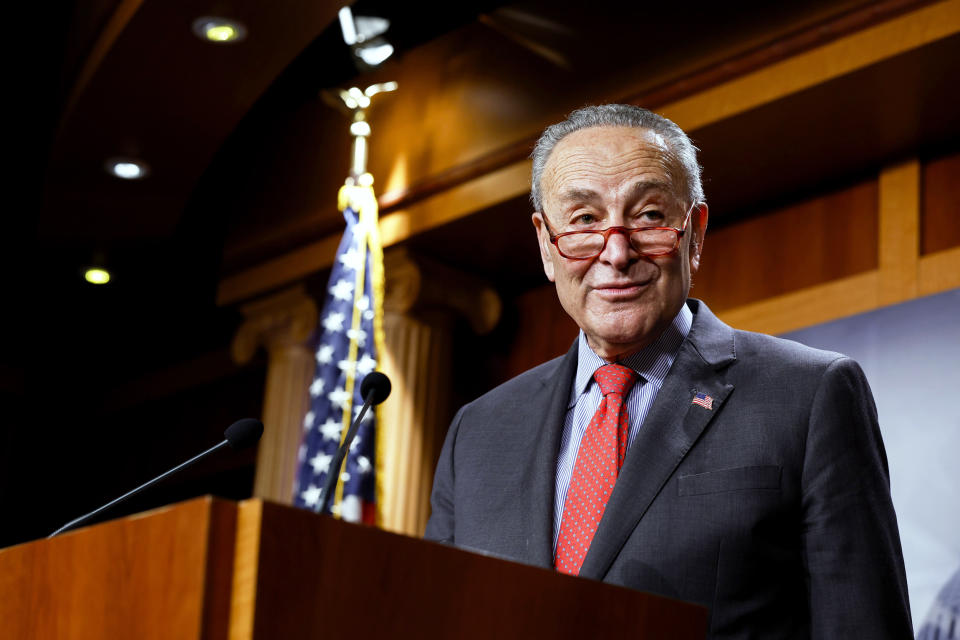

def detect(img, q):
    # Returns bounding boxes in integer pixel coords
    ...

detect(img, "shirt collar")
[568,302,693,408]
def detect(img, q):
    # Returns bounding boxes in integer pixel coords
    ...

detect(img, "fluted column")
[232,286,317,503]
[378,248,500,535]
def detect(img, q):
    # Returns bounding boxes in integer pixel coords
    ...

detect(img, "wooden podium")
[0,497,707,639]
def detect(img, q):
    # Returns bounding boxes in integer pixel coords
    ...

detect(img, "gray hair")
[530,104,704,212]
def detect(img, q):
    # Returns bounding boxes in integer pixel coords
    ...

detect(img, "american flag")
[692,392,713,410]
[293,183,384,524]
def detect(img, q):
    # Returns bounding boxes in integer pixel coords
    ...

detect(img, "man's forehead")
[551,125,669,159]
[542,125,681,201]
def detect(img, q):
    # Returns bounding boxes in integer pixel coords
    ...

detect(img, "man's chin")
[583,309,672,357]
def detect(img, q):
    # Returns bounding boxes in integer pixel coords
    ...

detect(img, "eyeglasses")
[541,209,691,260]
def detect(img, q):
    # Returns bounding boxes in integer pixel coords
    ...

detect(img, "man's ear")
[532,212,556,282]
[688,203,709,274]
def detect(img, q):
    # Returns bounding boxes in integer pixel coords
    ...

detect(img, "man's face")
[532,126,708,361]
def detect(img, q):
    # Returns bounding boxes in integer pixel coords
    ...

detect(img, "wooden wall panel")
[921,151,960,255]
[502,285,578,382]
[693,180,878,312]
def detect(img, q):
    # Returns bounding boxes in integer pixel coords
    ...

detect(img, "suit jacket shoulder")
[456,350,573,437]
[425,342,577,564]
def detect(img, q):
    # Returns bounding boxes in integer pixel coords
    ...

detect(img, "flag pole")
[293,82,396,523]
[332,83,396,522]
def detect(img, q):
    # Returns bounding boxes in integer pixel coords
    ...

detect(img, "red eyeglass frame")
[540,209,692,261]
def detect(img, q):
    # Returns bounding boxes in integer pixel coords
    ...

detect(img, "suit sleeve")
[801,357,913,638]
[424,406,465,544]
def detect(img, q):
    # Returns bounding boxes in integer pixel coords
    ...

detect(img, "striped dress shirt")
[552,304,693,552]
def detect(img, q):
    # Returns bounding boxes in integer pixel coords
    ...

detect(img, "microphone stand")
[315,391,377,516]
[49,440,230,538]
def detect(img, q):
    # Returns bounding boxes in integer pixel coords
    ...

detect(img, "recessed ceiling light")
[192,17,247,43]
[106,158,149,180]
[84,267,111,285]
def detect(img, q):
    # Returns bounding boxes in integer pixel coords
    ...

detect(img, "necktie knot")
[594,363,638,397]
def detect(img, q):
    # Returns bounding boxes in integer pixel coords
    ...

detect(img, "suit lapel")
[579,300,737,580]
[520,340,579,568]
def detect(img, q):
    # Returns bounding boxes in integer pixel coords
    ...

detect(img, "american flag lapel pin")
[692,392,713,410]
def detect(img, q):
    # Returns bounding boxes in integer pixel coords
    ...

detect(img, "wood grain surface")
[0,497,236,640]
[243,499,707,639]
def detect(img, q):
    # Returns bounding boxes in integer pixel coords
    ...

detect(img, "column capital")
[384,247,501,334]
[232,285,318,364]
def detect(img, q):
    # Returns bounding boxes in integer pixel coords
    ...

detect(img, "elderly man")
[425,104,912,638]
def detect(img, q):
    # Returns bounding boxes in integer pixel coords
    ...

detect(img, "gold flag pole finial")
[329,82,398,185]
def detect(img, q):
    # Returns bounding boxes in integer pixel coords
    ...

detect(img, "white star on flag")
[309,452,333,475]
[350,435,362,452]
[303,410,315,430]
[338,247,363,272]
[329,279,354,302]
[353,220,371,238]
[309,378,325,397]
[315,344,334,364]
[320,418,342,442]
[337,359,356,375]
[322,312,345,333]
[328,387,350,411]
[346,328,367,347]
[339,495,361,522]
[301,484,322,508]
[357,295,374,321]
[357,456,372,474]
[356,353,376,376]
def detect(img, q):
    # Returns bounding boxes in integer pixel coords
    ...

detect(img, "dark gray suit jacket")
[425,299,912,638]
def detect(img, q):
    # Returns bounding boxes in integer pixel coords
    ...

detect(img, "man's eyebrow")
[630,179,674,197]
[558,180,675,206]
[557,188,601,205]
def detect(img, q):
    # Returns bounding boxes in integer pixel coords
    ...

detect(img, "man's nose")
[600,229,636,268]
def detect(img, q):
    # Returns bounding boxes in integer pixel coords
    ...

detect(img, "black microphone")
[316,372,391,515]
[49,418,264,538]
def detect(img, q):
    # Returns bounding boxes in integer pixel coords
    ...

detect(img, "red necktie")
[555,363,639,576]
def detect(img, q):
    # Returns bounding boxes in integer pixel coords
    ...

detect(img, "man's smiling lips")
[591,279,653,300]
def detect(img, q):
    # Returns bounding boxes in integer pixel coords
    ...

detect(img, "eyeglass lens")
[557,228,677,258]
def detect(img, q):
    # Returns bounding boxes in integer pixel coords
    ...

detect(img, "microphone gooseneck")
[316,372,392,515]
[49,418,265,538]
